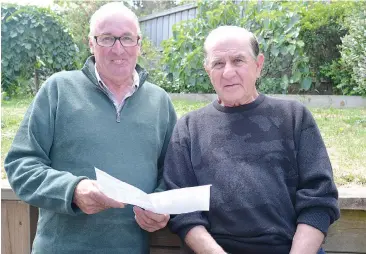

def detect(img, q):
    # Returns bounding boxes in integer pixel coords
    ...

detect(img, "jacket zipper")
[97,86,123,123]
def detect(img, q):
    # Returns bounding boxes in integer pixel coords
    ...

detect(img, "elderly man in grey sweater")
[163,26,339,254]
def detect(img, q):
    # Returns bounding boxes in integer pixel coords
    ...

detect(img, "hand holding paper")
[95,168,210,214]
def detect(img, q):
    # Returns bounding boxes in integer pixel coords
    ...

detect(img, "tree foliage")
[322,6,366,96]
[161,0,311,94]
[53,0,111,66]
[242,1,311,94]
[53,0,188,67]
[132,0,179,16]
[298,1,356,93]
[1,4,78,96]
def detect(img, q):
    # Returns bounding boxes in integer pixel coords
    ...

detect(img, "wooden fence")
[2,179,366,254]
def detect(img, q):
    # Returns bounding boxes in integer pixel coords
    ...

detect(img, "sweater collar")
[213,93,266,113]
[81,56,148,87]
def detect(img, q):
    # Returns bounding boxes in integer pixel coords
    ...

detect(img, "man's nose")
[222,63,236,79]
[111,40,126,54]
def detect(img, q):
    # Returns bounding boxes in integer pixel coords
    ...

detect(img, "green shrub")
[1,4,78,97]
[338,8,366,95]
[298,1,356,93]
[320,5,366,96]
[162,0,236,93]
[242,1,311,93]
[161,0,311,94]
[138,38,174,91]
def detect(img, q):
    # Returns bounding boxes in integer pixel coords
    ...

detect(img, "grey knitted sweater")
[163,94,339,254]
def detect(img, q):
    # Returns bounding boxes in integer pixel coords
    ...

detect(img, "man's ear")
[89,37,94,54]
[255,53,265,78]
[137,36,142,56]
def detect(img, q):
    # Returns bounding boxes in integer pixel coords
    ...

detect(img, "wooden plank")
[150,247,181,254]
[1,200,31,254]
[1,179,20,200]
[324,210,366,253]
[2,183,366,253]
[150,227,181,247]
[338,187,366,210]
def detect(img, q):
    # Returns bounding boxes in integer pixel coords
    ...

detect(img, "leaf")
[189,76,196,87]
[263,18,270,30]
[301,77,312,90]
[288,45,296,55]
[292,71,302,83]
[297,41,305,47]
[271,46,279,57]
[284,14,300,34]
[280,47,289,55]
[10,31,17,38]
[281,75,289,90]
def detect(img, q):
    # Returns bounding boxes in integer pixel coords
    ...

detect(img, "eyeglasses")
[94,35,140,47]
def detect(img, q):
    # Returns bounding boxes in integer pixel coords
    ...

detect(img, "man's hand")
[133,206,169,232]
[73,179,125,214]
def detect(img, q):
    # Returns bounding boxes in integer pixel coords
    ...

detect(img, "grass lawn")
[2,97,366,186]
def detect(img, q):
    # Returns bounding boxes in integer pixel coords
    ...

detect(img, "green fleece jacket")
[4,56,177,254]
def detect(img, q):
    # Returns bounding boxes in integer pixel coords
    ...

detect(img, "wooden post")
[323,187,366,253]
[1,180,38,254]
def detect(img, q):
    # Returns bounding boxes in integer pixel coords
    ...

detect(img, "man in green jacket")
[5,2,176,253]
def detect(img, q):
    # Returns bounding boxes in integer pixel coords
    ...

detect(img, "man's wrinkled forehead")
[95,12,138,34]
[206,38,251,57]
[208,48,246,59]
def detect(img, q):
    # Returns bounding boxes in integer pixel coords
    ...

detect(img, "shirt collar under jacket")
[94,64,140,90]
[94,64,140,110]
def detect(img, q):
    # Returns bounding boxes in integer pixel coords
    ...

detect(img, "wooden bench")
[2,180,365,254]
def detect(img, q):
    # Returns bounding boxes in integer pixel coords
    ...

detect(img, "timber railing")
[2,180,366,254]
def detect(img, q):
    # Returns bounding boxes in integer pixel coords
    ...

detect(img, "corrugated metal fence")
[139,3,197,49]
[139,0,332,49]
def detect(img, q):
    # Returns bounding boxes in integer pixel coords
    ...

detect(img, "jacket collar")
[81,56,148,87]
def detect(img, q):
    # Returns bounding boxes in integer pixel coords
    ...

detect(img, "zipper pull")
[116,111,121,123]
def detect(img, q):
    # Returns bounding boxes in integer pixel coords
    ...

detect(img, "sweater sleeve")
[295,106,340,234]
[4,78,87,215]
[163,118,210,240]
[154,96,177,193]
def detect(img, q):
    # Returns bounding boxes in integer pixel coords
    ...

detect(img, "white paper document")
[95,167,211,214]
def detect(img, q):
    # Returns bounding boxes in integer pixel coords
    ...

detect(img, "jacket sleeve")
[295,106,340,234]
[163,117,210,240]
[154,96,177,193]
[4,78,87,215]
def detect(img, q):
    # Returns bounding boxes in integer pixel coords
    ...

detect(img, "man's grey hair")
[203,26,259,65]
[88,2,141,38]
